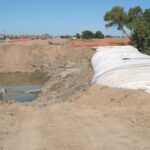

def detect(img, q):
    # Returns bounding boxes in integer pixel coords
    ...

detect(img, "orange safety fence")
[70,38,130,48]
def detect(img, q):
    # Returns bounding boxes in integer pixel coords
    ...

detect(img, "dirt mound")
[73,85,150,107]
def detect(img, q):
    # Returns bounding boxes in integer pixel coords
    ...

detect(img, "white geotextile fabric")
[92,46,150,93]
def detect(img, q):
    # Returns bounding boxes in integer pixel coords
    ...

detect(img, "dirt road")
[0,86,150,150]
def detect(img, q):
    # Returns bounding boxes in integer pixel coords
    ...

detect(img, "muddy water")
[0,71,49,102]
[0,85,42,102]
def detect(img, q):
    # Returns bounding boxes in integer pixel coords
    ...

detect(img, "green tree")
[127,7,150,54]
[95,31,104,39]
[127,6,143,31]
[76,33,81,39]
[104,6,150,55]
[105,35,112,38]
[82,30,94,39]
[60,35,72,39]
[104,6,129,38]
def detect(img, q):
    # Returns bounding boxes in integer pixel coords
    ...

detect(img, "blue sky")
[0,0,149,35]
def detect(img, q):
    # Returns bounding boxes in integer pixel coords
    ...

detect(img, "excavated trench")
[0,41,94,103]
[0,71,49,102]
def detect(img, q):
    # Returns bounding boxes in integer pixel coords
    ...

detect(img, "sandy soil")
[0,86,150,150]
[0,39,150,150]
[0,39,92,72]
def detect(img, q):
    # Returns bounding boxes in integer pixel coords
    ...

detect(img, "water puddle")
[0,85,42,102]
[0,71,48,102]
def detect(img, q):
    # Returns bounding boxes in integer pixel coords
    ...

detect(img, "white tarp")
[92,46,150,93]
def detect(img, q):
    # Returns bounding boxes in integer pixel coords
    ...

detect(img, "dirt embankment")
[0,39,94,99]
[0,39,150,150]
[0,86,150,150]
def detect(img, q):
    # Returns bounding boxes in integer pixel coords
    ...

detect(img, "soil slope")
[0,40,93,72]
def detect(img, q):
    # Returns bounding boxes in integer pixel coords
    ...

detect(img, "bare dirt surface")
[0,39,150,150]
[0,39,93,72]
[0,86,150,150]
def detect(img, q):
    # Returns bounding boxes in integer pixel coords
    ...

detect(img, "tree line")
[60,31,106,39]
[76,31,104,39]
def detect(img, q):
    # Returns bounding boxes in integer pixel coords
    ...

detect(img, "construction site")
[0,38,150,150]
[1,0,150,149]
